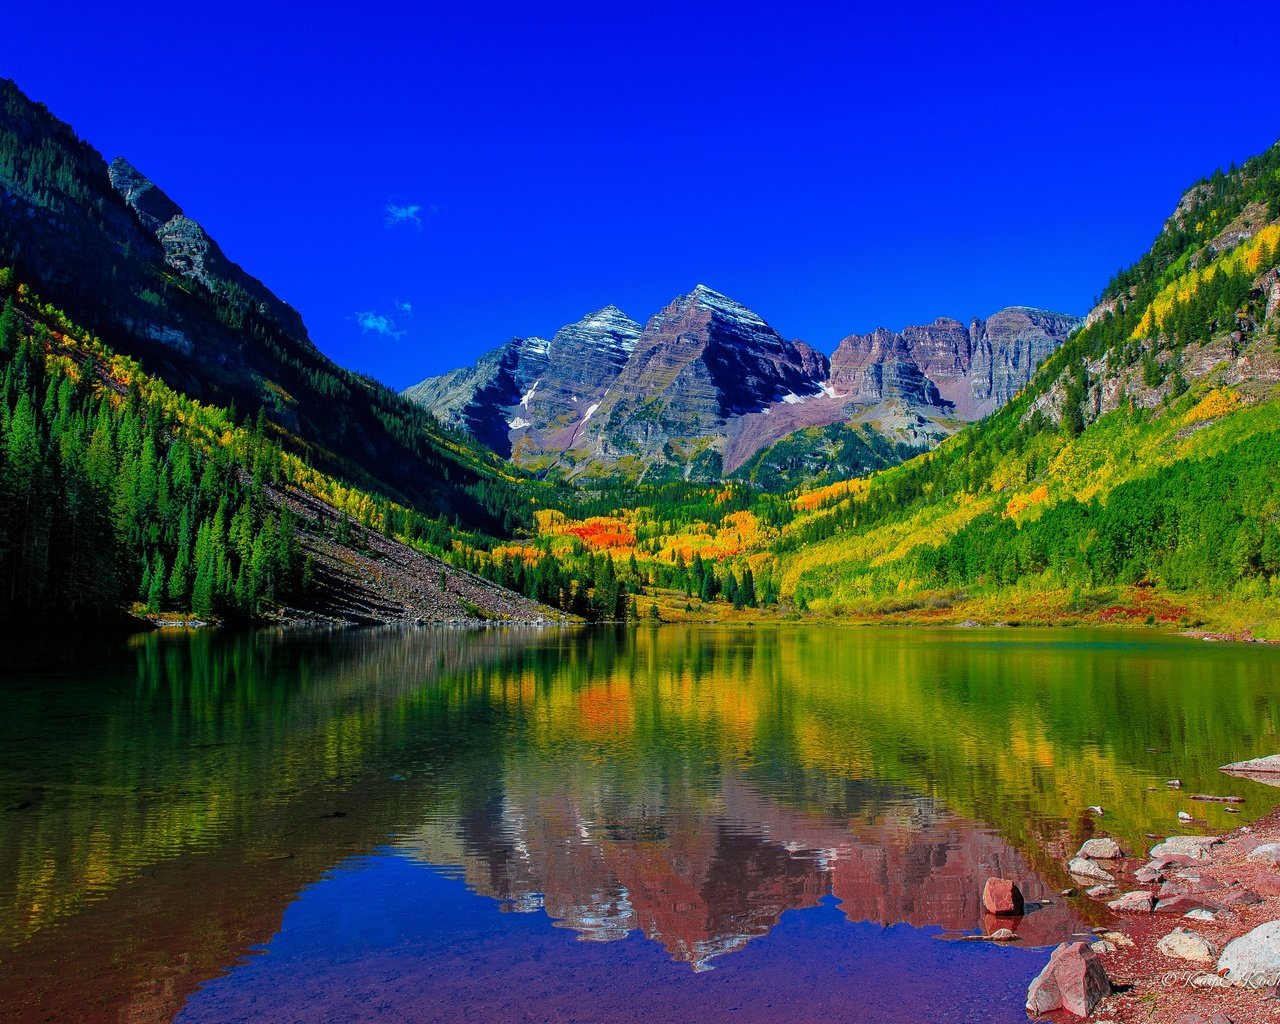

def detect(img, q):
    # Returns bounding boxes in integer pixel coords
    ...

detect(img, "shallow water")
[2,625,1277,1022]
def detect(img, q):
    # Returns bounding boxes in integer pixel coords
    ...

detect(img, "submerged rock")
[1025,941,1111,1017]
[1068,857,1114,882]
[982,877,1024,916]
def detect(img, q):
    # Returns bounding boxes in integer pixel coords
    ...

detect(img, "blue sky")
[3,2,1277,388]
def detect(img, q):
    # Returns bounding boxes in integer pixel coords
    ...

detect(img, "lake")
[2,625,1278,1022]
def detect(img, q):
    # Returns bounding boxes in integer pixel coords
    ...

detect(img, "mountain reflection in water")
[2,624,1276,1023]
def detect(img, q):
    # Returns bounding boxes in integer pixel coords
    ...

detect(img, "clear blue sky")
[3,2,1276,388]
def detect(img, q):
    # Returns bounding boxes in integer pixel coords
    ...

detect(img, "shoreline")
[1036,796,1280,1022]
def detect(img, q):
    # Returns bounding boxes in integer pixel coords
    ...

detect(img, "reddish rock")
[1107,890,1156,913]
[1026,941,1112,1017]
[1223,888,1263,907]
[1158,877,1223,898]
[1154,894,1224,915]
[982,877,1024,916]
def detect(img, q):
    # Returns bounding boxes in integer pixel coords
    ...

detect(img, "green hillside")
[0,79,534,536]
[772,143,1280,635]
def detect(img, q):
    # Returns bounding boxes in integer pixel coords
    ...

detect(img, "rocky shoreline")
[1023,756,1280,1023]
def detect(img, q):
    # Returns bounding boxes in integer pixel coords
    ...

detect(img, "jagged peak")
[553,304,642,354]
[676,283,769,329]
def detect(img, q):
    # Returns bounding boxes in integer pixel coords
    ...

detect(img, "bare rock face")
[828,307,1078,420]
[107,158,312,345]
[406,288,1077,482]
[982,877,1024,916]
[402,306,642,460]
[1025,941,1112,1017]
[573,285,829,476]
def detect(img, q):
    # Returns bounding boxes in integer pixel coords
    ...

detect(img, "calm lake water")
[2,625,1278,1023]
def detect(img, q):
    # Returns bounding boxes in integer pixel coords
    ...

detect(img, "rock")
[1086,884,1115,898]
[1135,867,1164,883]
[1173,1014,1236,1024]
[1156,927,1217,963]
[1025,941,1112,1017]
[1148,853,1201,870]
[1149,836,1222,861]
[1178,811,1194,822]
[1223,888,1263,908]
[1060,887,1078,897]
[1246,843,1280,866]
[1098,930,1133,947]
[1221,754,1280,774]
[1167,778,1183,788]
[1220,754,1280,788]
[1159,877,1222,897]
[1218,920,1280,988]
[1184,909,1217,922]
[1107,890,1155,913]
[1076,837,1124,859]
[982,877,1025,916]
[1068,857,1115,882]
[989,928,1019,942]
[1155,894,1223,915]
[1090,939,1116,953]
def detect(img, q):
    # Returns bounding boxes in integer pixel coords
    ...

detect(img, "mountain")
[406,285,1077,484]
[404,304,642,460]
[0,79,530,534]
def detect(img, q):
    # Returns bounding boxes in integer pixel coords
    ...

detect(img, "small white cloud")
[354,309,405,340]
[395,300,413,315]
[384,202,423,229]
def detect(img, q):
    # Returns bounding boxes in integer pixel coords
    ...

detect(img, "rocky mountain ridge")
[406,285,1079,483]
